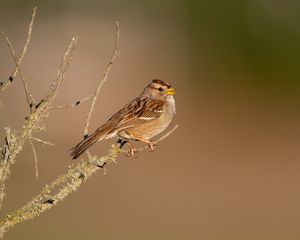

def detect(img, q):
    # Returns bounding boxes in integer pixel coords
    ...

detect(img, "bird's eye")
[158,87,163,92]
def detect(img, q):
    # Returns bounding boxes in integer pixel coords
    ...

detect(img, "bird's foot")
[120,141,137,157]
[127,146,137,157]
[148,142,157,152]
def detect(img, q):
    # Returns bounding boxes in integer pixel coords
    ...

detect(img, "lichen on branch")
[0,6,78,213]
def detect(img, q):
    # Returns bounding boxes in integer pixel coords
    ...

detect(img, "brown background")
[1,1,300,239]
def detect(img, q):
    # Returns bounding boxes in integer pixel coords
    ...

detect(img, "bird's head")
[142,79,176,100]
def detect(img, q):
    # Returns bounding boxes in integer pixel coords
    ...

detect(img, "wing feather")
[106,97,164,133]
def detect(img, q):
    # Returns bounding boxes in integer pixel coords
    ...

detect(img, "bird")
[70,79,176,159]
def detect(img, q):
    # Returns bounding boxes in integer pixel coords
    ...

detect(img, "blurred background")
[1,0,300,239]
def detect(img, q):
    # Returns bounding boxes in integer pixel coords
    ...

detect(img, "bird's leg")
[125,141,137,157]
[117,139,128,149]
[117,139,136,157]
[133,137,157,152]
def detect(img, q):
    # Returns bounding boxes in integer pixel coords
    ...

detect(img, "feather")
[70,123,113,159]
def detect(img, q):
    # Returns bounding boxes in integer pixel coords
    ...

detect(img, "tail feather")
[70,125,110,159]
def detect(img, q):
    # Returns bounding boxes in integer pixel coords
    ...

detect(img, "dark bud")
[9,76,13,82]
[78,172,85,180]
[44,199,54,204]
[75,101,80,106]
[36,99,44,108]
[96,162,107,168]
[84,134,89,140]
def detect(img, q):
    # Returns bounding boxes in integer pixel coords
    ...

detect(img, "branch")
[134,125,179,152]
[29,139,38,179]
[29,137,55,147]
[0,19,120,238]
[0,125,178,238]
[84,21,120,137]
[0,37,78,211]
[28,136,56,179]
[1,31,35,107]
[49,94,92,110]
[0,7,36,94]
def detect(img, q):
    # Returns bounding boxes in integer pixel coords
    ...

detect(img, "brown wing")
[106,97,164,133]
[133,97,164,120]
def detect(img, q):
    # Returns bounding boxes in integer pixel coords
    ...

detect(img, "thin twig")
[49,94,92,110]
[157,124,179,142]
[1,31,35,107]
[43,37,78,106]
[128,125,179,153]
[84,21,120,137]
[30,137,55,147]
[29,140,38,179]
[0,7,37,93]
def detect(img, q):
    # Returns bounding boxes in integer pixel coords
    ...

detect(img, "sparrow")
[70,79,176,159]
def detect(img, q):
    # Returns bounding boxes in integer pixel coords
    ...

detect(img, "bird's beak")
[166,88,176,95]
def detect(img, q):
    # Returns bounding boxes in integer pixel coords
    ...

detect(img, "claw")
[127,146,137,157]
[122,141,137,157]
[148,142,157,152]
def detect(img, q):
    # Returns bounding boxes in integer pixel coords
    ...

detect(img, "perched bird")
[70,79,176,159]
